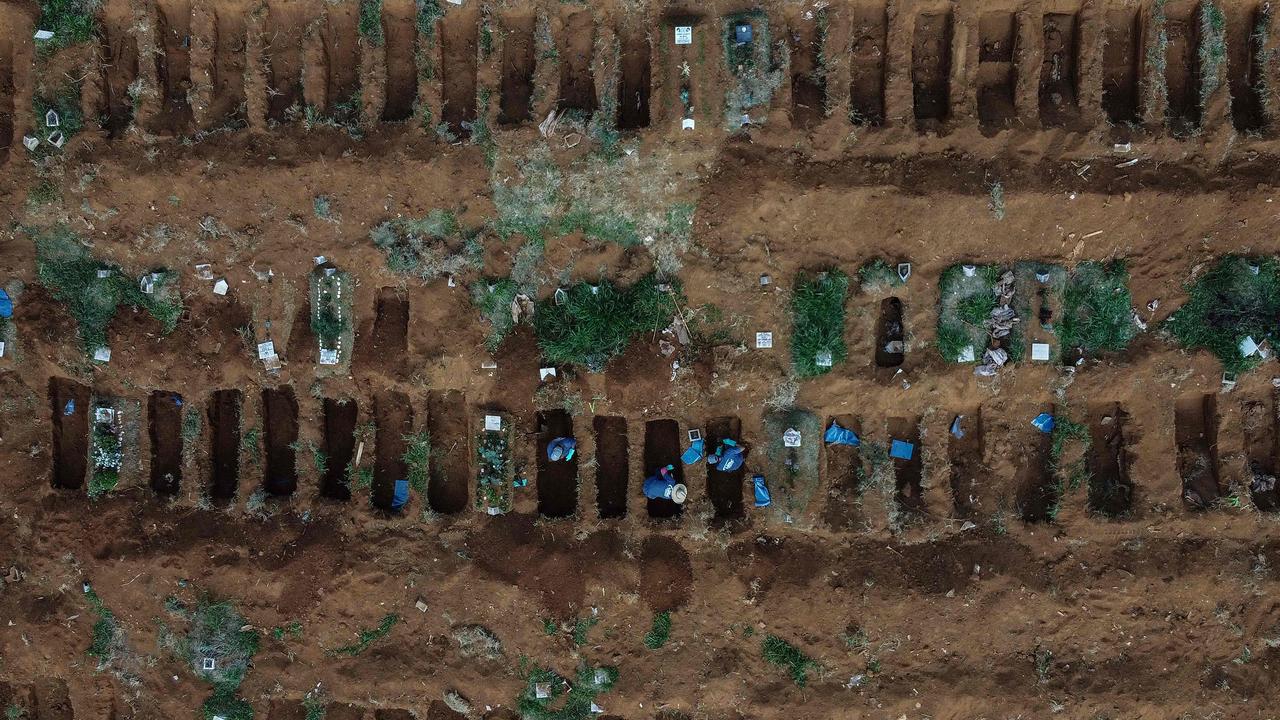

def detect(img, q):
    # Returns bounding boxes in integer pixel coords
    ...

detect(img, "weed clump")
[1199,0,1227,108]
[643,611,671,649]
[1167,255,1280,373]
[493,148,563,241]
[183,598,259,720]
[858,259,905,294]
[84,585,124,668]
[403,431,431,493]
[1059,260,1136,360]
[937,264,999,363]
[761,634,819,687]
[1047,416,1091,520]
[34,225,182,355]
[358,0,385,47]
[333,614,399,656]
[534,276,680,370]
[517,661,618,720]
[37,0,100,48]
[791,270,848,377]
[370,210,482,280]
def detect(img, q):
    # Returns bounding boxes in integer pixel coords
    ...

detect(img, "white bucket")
[670,484,688,504]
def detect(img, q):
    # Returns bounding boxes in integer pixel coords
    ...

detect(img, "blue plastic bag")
[949,416,965,439]
[752,474,771,507]
[681,438,705,465]
[824,422,860,447]
[889,439,914,461]
[391,479,410,509]
[0,288,12,319]
[1032,413,1055,433]
[63,400,75,416]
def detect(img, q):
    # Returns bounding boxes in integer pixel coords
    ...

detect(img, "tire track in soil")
[322,398,357,501]
[208,389,241,501]
[427,390,469,514]
[153,0,195,135]
[373,391,411,511]
[262,386,299,497]
[148,390,183,495]
[643,419,684,519]
[822,414,864,530]
[440,4,478,136]
[706,416,745,521]
[498,10,535,126]
[535,409,578,518]
[593,416,628,519]
[381,0,418,122]
[49,377,89,490]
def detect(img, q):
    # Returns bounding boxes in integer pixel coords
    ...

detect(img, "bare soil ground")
[5,0,1280,718]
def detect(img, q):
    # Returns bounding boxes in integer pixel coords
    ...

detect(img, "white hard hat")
[670,483,688,504]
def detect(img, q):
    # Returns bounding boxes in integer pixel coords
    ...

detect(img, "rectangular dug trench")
[322,398,357,500]
[912,11,953,126]
[594,416,628,518]
[208,389,242,501]
[368,287,408,360]
[1016,406,1057,522]
[1040,12,1081,127]
[1102,8,1142,124]
[441,4,479,136]
[875,297,905,367]
[1087,403,1134,516]
[206,2,248,127]
[1175,394,1220,508]
[644,419,684,519]
[1227,3,1267,132]
[536,409,578,518]
[977,11,1017,130]
[382,0,419,122]
[948,409,984,518]
[557,6,597,115]
[1164,1,1202,135]
[153,0,195,134]
[617,24,651,129]
[889,417,924,514]
[321,1,360,114]
[427,390,469,514]
[262,386,299,496]
[265,0,306,122]
[101,0,141,136]
[50,378,90,490]
[499,11,536,125]
[821,415,864,530]
[148,391,184,495]
[789,10,827,129]
[850,2,887,125]
[706,416,745,521]
[0,34,13,159]
[1242,393,1279,509]
[373,391,412,511]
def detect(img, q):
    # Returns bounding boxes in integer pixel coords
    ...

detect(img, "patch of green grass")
[493,149,563,241]
[271,621,303,641]
[1047,416,1091,521]
[332,614,399,656]
[988,181,1006,220]
[37,0,100,48]
[34,225,182,354]
[791,270,848,377]
[28,179,59,206]
[722,11,784,126]
[761,634,819,687]
[1059,260,1136,358]
[572,616,598,646]
[34,83,85,145]
[415,0,442,35]
[1167,256,1278,373]
[6,703,27,720]
[371,210,481,280]
[84,587,123,667]
[937,264,999,363]
[470,277,520,352]
[1199,0,1227,108]
[359,0,385,47]
[858,259,904,293]
[517,661,618,720]
[533,275,680,370]
[643,612,671,649]
[403,431,430,493]
[313,195,333,220]
[241,427,261,467]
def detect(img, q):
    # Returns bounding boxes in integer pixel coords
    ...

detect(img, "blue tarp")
[1032,413,1056,433]
[681,438,705,465]
[0,288,12,319]
[391,479,410,510]
[889,439,914,461]
[950,416,965,438]
[63,400,75,416]
[824,422,860,447]
[752,474,772,507]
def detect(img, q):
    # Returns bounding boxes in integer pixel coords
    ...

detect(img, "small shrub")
[761,634,819,687]
[533,275,680,370]
[312,195,333,220]
[858,259,904,293]
[332,614,399,656]
[791,270,848,377]
[1060,260,1136,359]
[643,612,671,649]
[370,211,481,281]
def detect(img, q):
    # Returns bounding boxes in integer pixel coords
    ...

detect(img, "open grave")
[947,408,984,518]
[788,8,826,129]
[977,11,1017,131]
[821,415,864,530]
[1102,7,1142,126]
[875,297,905,367]
[101,0,141,136]
[265,0,306,122]
[0,33,13,160]
[706,416,745,521]
[382,0,419,122]
[1242,393,1279,509]
[440,3,479,137]
[262,386,298,497]
[50,377,90,490]
[366,287,408,362]
[1227,2,1268,132]
[153,0,195,134]
[498,10,536,126]
[373,391,411,511]
[1176,394,1220,508]
[889,416,924,514]
[617,23,651,129]
[1164,0,1203,135]
[850,2,887,125]
[1016,406,1057,522]
[148,390,183,495]
[912,10,953,128]
[594,416,628,518]
[1088,402,1134,516]
[321,0,360,117]
[208,389,241,501]
[427,390,469,514]
[204,0,249,128]
[644,419,684,519]
[322,398,357,501]
[536,409,578,518]
[1039,11,1081,127]
[557,6,597,115]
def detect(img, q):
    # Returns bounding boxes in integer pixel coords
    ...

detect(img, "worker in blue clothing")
[643,464,688,504]
[546,437,577,462]
[706,438,745,472]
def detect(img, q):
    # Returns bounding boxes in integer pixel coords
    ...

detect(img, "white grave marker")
[484,415,503,432]
[674,26,692,44]
[755,332,773,349]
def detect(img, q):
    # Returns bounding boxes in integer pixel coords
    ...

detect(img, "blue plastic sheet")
[0,288,12,319]
[752,474,772,507]
[63,400,75,416]
[889,439,914,461]
[949,416,965,439]
[1032,413,1056,433]
[824,422,860,447]
[391,479,410,509]
[681,438,705,465]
